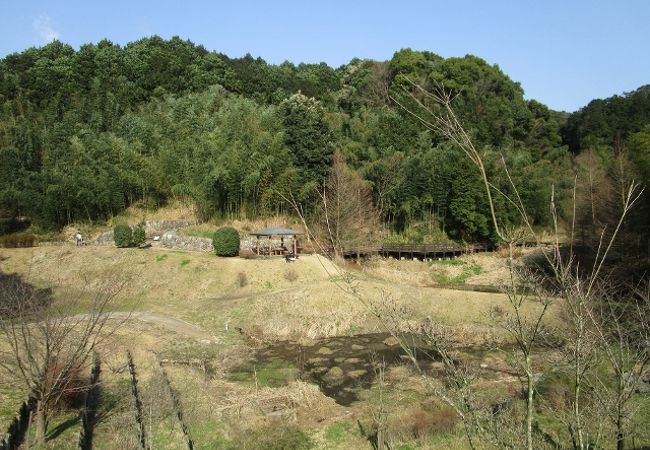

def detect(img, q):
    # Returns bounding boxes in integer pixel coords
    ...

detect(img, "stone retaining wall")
[242,237,298,250]
[90,220,197,248]
[88,221,300,254]
[156,231,213,252]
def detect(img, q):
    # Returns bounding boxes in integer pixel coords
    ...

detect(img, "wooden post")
[292,237,297,255]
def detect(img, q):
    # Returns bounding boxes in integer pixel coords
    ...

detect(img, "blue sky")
[1,0,648,112]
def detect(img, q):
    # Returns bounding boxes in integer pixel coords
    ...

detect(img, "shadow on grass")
[47,415,79,440]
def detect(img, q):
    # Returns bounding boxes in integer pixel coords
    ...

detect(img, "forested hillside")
[560,85,650,262]
[0,36,647,244]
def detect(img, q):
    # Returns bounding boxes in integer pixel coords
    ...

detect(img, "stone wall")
[88,221,302,254]
[242,237,298,250]
[156,230,213,252]
[90,230,114,246]
[90,220,196,247]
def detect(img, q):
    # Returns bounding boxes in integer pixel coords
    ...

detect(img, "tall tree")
[315,151,381,258]
[278,93,334,189]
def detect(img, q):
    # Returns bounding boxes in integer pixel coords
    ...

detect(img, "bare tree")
[366,292,538,449]
[318,150,381,258]
[390,80,555,449]
[280,149,381,260]
[0,269,125,446]
[588,281,650,450]
[281,77,646,450]
[574,149,621,251]
[391,78,644,450]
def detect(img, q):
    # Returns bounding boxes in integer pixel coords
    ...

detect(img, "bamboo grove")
[1,37,649,247]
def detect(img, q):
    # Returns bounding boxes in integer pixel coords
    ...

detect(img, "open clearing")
[0,246,552,342]
[3,244,646,449]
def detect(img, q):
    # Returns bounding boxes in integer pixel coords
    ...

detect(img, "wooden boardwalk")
[341,243,491,260]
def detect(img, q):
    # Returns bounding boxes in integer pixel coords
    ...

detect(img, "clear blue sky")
[1,0,648,112]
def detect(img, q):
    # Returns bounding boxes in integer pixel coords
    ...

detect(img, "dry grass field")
[3,243,645,449]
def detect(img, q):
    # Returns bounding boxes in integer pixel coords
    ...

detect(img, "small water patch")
[229,359,299,388]
[230,333,439,406]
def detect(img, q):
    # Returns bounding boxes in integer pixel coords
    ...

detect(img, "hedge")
[0,233,36,248]
[212,227,240,256]
[113,224,133,248]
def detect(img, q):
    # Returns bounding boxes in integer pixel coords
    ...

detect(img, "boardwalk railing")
[341,243,491,259]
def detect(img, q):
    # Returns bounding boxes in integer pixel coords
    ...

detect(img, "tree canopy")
[0,37,615,244]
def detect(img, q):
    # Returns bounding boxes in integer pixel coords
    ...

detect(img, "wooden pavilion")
[251,227,303,256]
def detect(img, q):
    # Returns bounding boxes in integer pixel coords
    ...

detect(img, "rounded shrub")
[113,223,133,248]
[0,232,36,248]
[212,227,240,257]
[0,218,29,235]
[132,224,146,246]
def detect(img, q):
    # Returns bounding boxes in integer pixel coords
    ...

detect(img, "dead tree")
[391,78,644,450]
[0,270,125,446]
[588,281,650,450]
[279,150,381,261]
[315,150,381,259]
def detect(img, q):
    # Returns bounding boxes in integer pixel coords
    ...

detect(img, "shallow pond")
[230,332,440,405]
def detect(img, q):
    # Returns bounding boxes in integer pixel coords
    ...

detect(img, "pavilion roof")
[250,227,303,237]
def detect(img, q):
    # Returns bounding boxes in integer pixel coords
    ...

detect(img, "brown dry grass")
[180,215,306,237]
[367,251,521,287]
[120,199,198,222]
[91,326,203,450]
[0,243,565,450]
[0,246,562,345]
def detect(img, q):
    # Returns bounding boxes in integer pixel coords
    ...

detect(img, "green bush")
[0,233,36,248]
[212,227,240,257]
[113,223,133,248]
[132,224,146,246]
[0,218,30,235]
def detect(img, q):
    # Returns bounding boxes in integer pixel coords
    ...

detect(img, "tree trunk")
[616,420,625,450]
[35,400,47,446]
[616,376,625,450]
[526,363,534,450]
[573,321,585,450]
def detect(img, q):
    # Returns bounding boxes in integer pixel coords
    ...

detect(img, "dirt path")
[69,311,213,341]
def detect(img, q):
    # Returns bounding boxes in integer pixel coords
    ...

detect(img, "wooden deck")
[341,243,491,260]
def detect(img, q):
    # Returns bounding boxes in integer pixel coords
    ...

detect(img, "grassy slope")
[0,246,558,342]
[0,244,566,449]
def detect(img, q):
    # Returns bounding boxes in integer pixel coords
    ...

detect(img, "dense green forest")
[0,36,648,244]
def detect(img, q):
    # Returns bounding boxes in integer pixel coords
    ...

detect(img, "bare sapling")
[391,77,645,450]
[0,268,127,446]
[278,149,380,262]
[587,280,650,450]
[278,76,646,450]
